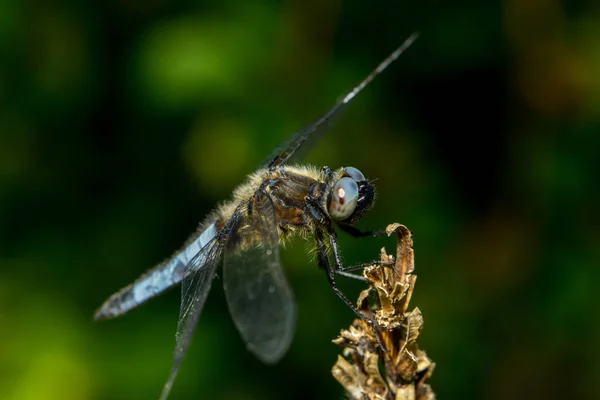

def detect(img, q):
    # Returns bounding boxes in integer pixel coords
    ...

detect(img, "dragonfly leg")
[337,259,395,273]
[338,223,388,238]
[315,229,386,352]
[334,270,367,281]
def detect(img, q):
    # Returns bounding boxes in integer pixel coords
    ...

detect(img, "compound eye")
[329,177,359,221]
[344,166,366,182]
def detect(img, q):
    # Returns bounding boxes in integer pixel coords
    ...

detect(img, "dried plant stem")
[332,223,435,400]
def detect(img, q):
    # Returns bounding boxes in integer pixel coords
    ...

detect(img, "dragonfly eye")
[329,177,359,221]
[343,166,366,182]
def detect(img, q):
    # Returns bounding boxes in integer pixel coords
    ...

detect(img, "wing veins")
[159,235,222,400]
[262,32,419,169]
[222,190,296,363]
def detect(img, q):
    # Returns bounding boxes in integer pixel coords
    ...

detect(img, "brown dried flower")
[332,223,435,400]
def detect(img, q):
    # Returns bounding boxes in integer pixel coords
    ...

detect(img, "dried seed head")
[332,224,435,400]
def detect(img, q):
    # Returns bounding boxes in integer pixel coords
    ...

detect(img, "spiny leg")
[338,223,388,238]
[334,270,367,281]
[332,260,395,282]
[316,230,386,351]
[333,225,395,274]
[337,259,395,273]
[335,223,396,274]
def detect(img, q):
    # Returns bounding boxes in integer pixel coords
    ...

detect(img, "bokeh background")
[1,0,599,399]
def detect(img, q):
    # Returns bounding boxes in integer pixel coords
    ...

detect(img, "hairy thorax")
[206,165,328,246]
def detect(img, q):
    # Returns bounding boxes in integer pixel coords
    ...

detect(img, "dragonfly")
[95,32,418,400]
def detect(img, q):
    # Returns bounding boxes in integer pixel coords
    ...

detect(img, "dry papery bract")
[332,223,435,400]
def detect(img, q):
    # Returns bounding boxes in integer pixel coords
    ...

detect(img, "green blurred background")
[1,0,599,399]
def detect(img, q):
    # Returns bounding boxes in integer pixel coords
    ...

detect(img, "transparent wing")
[94,222,218,320]
[159,235,222,400]
[259,100,346,170]
[223,190,296,364]
[260,32,419,170]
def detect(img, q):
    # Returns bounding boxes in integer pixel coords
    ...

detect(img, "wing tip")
[250,338,291,365]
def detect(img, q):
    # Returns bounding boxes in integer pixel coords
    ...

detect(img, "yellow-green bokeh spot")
[182,116,253,195]
[135,16,249,111]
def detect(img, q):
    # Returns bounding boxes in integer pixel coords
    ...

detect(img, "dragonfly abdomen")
[94,222,218,320]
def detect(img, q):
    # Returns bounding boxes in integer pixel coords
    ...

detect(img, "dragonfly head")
[328,167,375,225]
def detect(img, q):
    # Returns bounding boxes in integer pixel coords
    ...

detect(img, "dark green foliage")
[1,1,599,399]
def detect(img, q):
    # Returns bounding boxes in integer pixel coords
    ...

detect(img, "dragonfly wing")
[259,101,348,170]
[223,190,296,364]
[94,222,218,320]
[159,235,222,400]
[260,32,418,170]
